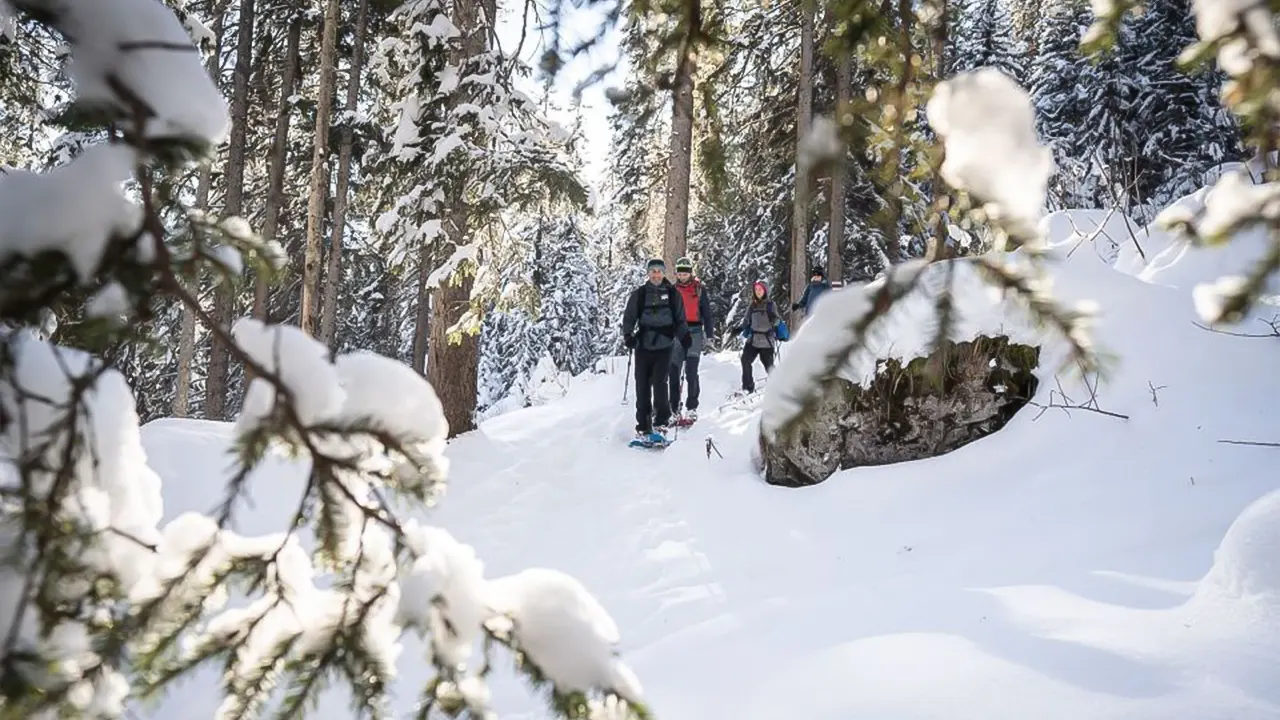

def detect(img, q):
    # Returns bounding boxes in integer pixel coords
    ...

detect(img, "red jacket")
[676,279,702,323]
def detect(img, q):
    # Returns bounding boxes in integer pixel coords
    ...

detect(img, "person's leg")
[668,342,685,414]
[741,345,758,392]
[652,349,673,428]
[685,353,702,411]
[761,347,775,373]
[634,351,653,432]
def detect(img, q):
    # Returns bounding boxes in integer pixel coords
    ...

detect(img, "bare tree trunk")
[174,0,228,418]
[205,0,256,421]
[253,15,302,322]
[829,49,850,282]
[661,3,698,268]
[300,0,342,337]
[319,0,370,347]
[790,0,815,311]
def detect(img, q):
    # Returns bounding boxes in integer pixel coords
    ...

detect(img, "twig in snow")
[705,436,723,460]
[1148,381,1166,407]
[1192,315,1280,337]
[1028,373,1129,421]
[1218,439,1280,448]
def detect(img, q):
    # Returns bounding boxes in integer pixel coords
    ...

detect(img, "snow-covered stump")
[759,335,1041,487]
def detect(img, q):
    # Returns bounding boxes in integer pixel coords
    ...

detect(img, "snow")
[1192,0,1280,76]
[85,281,130,320]
[0,144,140,282]
[107,170,1279,717]
[38,0,229,143]
[0,0,15,42]
[927,68,1055,240]
[797,115,842,169]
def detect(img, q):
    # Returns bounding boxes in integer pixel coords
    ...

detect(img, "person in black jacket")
[622,258,690,441]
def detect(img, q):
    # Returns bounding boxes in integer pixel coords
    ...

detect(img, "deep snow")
[138,204,1280,718]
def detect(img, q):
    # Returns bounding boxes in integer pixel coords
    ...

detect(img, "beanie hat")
[646,258,665,271]
[675,256,694,273]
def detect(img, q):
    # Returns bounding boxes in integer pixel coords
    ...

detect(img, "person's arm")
[621,288,639,337]
[794,284,810,311]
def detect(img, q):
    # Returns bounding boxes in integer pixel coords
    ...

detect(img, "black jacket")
[622,280,689,353]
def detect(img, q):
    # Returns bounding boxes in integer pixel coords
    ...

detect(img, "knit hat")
[675,256,694,273]
[646,258,665,271]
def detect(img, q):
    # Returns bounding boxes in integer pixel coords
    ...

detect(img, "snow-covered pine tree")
[0,1,652,717]
[1030,0,1094,210]
[947,0,1028,83]
[1120,0,1242,218]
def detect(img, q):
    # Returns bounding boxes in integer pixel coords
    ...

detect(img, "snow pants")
[741,344,774,393]
[669,327,705,412]
[634,347,673,432]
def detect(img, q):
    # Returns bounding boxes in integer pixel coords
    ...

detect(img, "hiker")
[792,267,832,315]
[669,256,714,424]
[622,258,690,442]
[739,280,781,393]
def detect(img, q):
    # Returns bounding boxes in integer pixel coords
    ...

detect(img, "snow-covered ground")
[139,196,1280,718]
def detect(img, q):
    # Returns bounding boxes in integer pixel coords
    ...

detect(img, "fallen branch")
[1218,439,1280,448]
[1192,315,1280,338]
[1028,374,1130,421]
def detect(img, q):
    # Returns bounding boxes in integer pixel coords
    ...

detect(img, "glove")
[624,334,636,350]
[680,333,692,350]
[740,327,751,339]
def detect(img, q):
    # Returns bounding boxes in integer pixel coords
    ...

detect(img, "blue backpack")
[776,319,790,342]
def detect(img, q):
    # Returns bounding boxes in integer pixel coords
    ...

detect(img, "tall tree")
[661,0,699,266]
[791,0,815,309]
[252,13,302,321]
[173,0,228,418]
[319,0,371,346]
[205,0,256,420]
[300,0,341,336]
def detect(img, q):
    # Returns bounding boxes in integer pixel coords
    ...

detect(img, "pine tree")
[1030,0,1094,209]
[947,0,1028,84]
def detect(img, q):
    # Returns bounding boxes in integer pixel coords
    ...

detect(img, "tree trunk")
[790,0,815,312]
[882,0,914,264]
[174,0,228,418]
[829,49,850,282]
[661,4,698,268]
[253,15,302,322]
[205,0,256,421]
[427,228,478,437]
[411,244,431,374]
[425,0,486,437]
[929,0,952,261]
[319,0,370,348]
[300,0,342,337]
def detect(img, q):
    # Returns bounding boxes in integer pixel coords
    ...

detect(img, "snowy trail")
[432,354,755,666]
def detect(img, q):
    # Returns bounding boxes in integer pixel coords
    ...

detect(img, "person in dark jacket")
[669,256,714,422]
[792,267,832,315]
[739,281,780,393]
[622,258,690,441]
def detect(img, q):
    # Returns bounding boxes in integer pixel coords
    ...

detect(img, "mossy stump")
[762,335,1041,487]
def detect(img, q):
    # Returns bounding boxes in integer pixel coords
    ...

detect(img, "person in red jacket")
[669,256,715,424]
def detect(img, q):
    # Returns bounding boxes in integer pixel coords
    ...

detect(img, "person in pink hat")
[737,280,781,393]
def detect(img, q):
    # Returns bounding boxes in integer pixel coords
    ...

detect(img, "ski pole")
[621,349,633,405]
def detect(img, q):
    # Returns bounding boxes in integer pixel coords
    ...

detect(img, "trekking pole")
[621,350,633,405]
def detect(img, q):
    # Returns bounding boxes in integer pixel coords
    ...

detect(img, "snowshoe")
[629,429,674,450]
